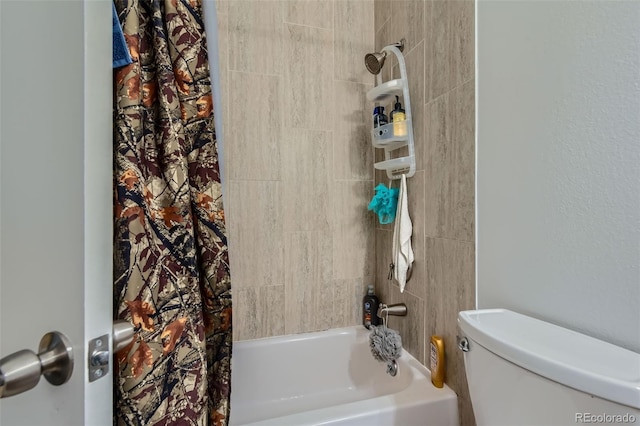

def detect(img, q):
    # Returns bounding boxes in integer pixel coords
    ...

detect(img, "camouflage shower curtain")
[112,1,231,424]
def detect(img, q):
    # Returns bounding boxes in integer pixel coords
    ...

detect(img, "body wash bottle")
[390,96,407,136]
[430,335,445,388]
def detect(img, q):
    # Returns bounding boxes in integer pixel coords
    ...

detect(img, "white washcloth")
[392,174,414,292]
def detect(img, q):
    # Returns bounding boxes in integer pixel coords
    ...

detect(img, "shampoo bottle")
[390,96,407,136]
[430,335,445,388]
[373,106,388,128]
[362,285,380,329]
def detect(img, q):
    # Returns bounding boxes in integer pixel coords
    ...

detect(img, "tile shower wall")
[374,1,476,425]
[216,1,375,340]
[217,0,474,423]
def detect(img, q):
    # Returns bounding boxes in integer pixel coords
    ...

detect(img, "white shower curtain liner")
[202,0,226,205]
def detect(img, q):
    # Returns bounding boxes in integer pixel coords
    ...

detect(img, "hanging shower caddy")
[366,40,416,179]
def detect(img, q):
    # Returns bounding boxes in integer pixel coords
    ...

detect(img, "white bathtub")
[229,326,459,426]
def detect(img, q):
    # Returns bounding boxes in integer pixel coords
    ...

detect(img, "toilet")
[458,309,640,425]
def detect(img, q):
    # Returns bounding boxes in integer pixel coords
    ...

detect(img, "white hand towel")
[392,174,414,293]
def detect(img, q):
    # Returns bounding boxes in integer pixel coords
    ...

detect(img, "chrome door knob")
[113,320,134,352]
[0,332,73,398]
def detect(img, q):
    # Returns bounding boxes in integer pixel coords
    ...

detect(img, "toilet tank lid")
[458,309,640,410]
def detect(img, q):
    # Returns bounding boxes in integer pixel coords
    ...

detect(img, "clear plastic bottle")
[390,96,407,136]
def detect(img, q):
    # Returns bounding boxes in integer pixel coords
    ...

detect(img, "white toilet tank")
[458,309,640,426]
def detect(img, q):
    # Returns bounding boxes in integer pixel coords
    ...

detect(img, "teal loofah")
[367,184,399,224]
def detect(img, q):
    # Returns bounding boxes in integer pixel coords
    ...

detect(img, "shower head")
[363,39,406,75]
[364,51,387,75]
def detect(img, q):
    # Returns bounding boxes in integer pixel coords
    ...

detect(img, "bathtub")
[229,326,459,426]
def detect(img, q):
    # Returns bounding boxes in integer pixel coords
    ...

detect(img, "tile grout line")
[424,76,476,107]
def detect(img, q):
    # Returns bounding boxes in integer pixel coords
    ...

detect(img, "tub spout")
[377,303,407,318]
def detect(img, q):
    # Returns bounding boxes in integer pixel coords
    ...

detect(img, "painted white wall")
[476,1,640,352]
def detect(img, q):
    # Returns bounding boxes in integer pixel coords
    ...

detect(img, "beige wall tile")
[425,0,450,103]
[332,181,375,280]
[285,0,334,29]
[425,0,475,103]
[335,0,375,83]
[284,231,334,334]
[424,80,475,241]
[374,0,390,32]
[333,81,374,180]
[332,279,350,328]
[215,0,228,16]
[284,232,318,334]
[228,72,282,180]
[457,370,476,426]
[389,0,425,56]
[284,23,333,130]
[425,237,475,340]
[450,79,475,241]
[450,0,475,88]
[228,0,283,75]
[424,91,449,238]
[333,277,371,328]
[317,232,335,330]
[234,286,285,341]
[281,129,332,231]
[228,180,283,289]
[426,237,475,425]
[227,0,376,341]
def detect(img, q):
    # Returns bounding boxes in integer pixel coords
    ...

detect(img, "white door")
[0,1,113,425]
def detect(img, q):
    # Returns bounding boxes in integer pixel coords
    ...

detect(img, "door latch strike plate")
[88,334,109,382]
